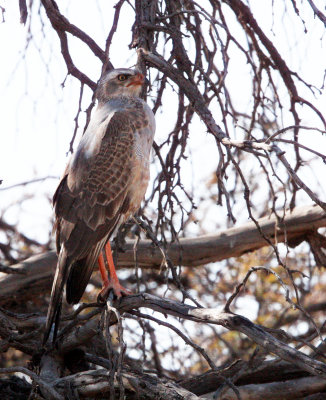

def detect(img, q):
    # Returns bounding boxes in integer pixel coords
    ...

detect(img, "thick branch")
[55,293,326,379]
[118,294,326,378]
[204,376,326,400]
[0,205,324,306]
[36,293,326,398]
[53,368,200,399]
[181,360,309,395]
[0,251,58,307]
[117,204,326,268]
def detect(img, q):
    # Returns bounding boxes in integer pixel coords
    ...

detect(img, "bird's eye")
[117,74,128,81]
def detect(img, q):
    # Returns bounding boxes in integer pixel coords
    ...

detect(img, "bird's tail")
[43,247,70,345]
[65,240,105,305]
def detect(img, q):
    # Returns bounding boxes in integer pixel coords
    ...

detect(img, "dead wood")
[0,204,324,307]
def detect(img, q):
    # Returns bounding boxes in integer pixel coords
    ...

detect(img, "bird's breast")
[125,157,150,218]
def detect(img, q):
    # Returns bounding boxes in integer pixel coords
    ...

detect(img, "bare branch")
[56,293,326,379]
[19,0,28,24]
[53,368,201,399]
[40,0,106,62]
[204,376,326,400]
[0,205,324,306]
[40,0,97,90]
[0,176,58,191]
[306,0,326,27]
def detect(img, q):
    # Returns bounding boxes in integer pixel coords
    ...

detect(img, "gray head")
[96,68,145,102]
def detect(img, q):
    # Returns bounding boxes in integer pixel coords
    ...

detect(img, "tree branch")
[0,205,324,306]
[40,0,98,90]
[40,0,106,62]
[204,375,326,400]
[53,368,200,399]
[51,293,326,380]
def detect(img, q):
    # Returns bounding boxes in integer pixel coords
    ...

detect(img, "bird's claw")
[97,281,132,303]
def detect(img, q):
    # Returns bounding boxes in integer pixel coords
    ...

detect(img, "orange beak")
[127,73,144,87]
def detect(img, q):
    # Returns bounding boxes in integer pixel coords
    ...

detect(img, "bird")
[43,68,156,344]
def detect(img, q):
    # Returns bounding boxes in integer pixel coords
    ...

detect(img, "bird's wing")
[54,109,138,255]
[63,102,155,304]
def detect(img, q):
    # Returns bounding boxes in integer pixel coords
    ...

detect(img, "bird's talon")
[97,282,132,303]
[97,291,108,303]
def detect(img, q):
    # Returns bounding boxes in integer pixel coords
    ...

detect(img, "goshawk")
[44,68,156,343]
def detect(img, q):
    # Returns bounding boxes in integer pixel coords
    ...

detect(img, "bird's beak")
[127,73,145,87]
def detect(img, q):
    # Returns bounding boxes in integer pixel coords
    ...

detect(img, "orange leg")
[98,241,132,301]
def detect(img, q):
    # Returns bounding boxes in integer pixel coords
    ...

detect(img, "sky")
[0,0,325,245]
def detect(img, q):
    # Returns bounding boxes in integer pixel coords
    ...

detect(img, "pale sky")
[1,0,325,245]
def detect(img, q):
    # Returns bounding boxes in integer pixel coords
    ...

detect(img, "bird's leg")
[98,252,110,290]
[98,241,132,301]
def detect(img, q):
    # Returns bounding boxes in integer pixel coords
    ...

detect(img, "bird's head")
[96,68,146,102]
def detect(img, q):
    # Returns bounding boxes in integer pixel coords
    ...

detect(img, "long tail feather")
[43,248,70,345]
[66,238,107,305]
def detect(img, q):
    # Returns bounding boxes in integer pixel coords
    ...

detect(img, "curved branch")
[40,0,105,62]
[120,294,326,377]
[306,0,326,27]
[40,0,98,90]
[0,205,324,306]
[206,376,326,400]
[53,368,200,399]
[54,293,326,379]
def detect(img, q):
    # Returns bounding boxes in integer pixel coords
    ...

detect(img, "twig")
[19,0,28,24]
[0,176,58,191]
